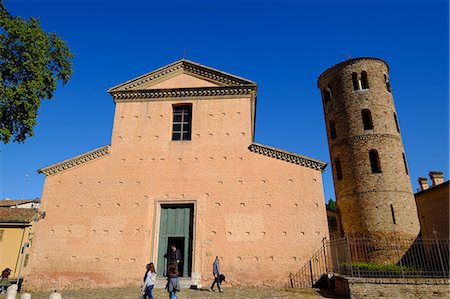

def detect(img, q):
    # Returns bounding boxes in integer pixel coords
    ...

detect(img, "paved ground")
[5,287,339,298]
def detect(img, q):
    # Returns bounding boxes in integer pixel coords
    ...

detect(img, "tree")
[327,198,336,211]
[0,1,74,143]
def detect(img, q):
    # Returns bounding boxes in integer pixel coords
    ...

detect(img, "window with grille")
[172,104,192,141]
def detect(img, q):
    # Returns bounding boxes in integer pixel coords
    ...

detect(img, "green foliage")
[327,198,336,211]
[0,1,74,143]
[340,262,418,273]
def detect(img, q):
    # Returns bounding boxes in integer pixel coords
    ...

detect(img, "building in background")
[0,199,41,210]
[415,171,449,240]
[26,60,329,290]
[0,204,43,282]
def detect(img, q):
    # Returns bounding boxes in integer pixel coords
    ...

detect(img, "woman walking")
[166,263,180,299]
[142,263,156,299]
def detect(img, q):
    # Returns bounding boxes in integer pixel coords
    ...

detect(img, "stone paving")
[6,287,339,299]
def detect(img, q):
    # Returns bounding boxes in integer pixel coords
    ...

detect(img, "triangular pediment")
[133,73,220,90]
[108,59,256,92]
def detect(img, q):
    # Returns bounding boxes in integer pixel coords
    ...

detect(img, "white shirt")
[143,271,156,289]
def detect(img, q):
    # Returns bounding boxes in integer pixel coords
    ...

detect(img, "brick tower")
[318,58,420,248]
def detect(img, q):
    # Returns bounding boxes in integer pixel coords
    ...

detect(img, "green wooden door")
[157,204,193,277]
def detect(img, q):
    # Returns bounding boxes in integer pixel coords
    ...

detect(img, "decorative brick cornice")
[248,143,327,172]
[38,145,110,176]
[110,86,256,102]
[108,59,256,92]
[331,133,400,147]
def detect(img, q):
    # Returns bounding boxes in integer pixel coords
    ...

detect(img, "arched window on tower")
[361,71,369,89]
[352,72,359,90]
[335,158,343,180]
[329,120,337,140]
[362,109,373,130]
[322,86,333,103]
[393,112,400,132]
[384,74,391,92]
[369,149,381,173]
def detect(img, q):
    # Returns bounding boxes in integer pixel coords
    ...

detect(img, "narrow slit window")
[172,104,192,141]
[352,72,359,90]
[402,153,409,175]
[384,74,391,92]
[335,158,343,180]
[361,71,369,89]
[330,120,337,140]
[369,149,381,173]
[390,204,396,224]
[393,112,400,132]
[362,109,373,130]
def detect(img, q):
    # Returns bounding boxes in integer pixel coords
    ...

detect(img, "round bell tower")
[318,58,420,247]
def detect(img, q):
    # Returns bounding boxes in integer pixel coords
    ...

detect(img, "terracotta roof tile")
[0,200,39,207]
[0,208,41,223]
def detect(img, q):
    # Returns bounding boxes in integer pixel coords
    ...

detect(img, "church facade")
[26,60,328,289]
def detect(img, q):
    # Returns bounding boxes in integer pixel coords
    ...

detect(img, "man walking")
[210,256,223,292]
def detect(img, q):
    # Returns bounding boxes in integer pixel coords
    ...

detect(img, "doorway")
[157,204,194,277]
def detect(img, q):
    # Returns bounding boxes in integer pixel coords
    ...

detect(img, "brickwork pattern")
[25,70,329,290]
[318,58,420,241]
[347,278,450,299]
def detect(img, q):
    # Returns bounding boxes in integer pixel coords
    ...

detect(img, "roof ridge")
[108,59,256,93]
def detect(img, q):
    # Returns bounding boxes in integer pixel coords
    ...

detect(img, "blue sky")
[1,0,448,203]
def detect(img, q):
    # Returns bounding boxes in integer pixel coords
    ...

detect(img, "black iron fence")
[289,235,450,288]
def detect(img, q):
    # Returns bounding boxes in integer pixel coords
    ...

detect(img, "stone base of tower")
[346,230,420,265]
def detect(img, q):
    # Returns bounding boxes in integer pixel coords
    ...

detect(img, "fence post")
[323,237,328,274]
[433,230,447,277]
[345,233,354,277]
[309,260,314,287]
[335,239,340,274]
[352,233,360,277]
[289,273,293,288]
[393,229,405,278]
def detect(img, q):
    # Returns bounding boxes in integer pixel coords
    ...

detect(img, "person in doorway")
[166,263,180,299]
[166,244,181,270]
[210,256,223,292]
[142,263,156,299]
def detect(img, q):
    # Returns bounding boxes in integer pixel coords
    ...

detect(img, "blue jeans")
[169,291,177,299]
[146,285,154,299]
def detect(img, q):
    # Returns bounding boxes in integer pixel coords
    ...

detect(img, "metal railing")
[289,239,328,288]
[289,234,450,287]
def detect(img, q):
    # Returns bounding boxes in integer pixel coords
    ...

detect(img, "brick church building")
[26,60,328,289]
